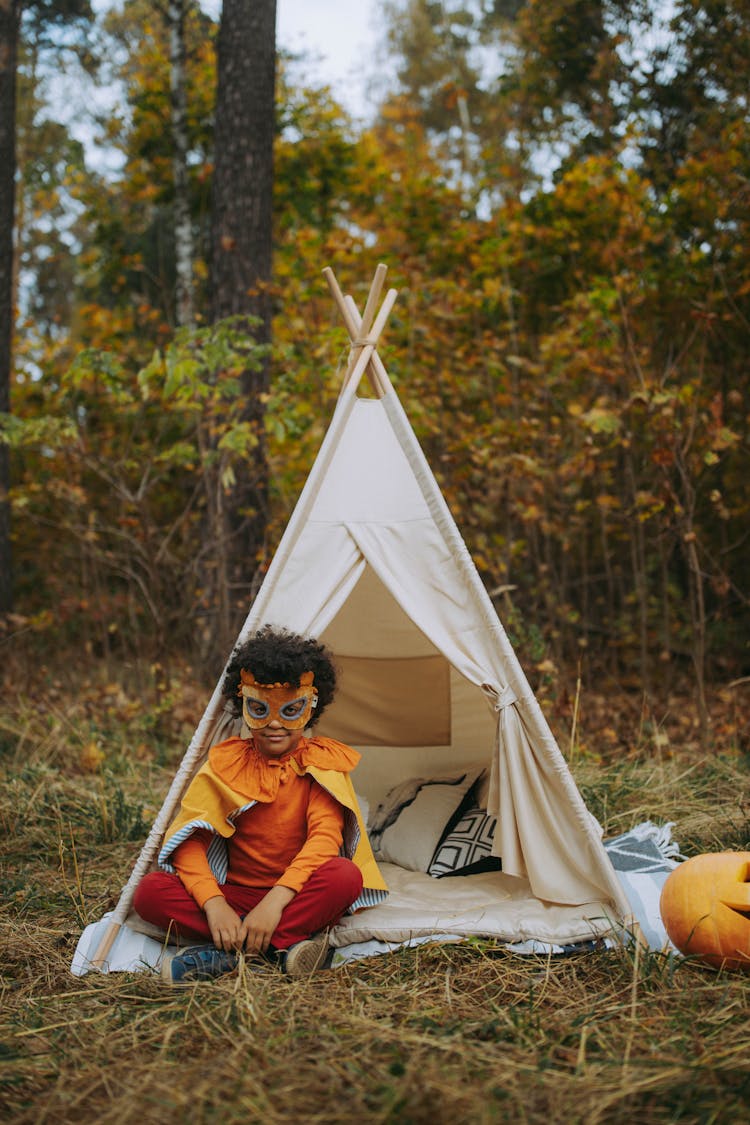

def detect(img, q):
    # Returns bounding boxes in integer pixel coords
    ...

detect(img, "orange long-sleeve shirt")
[172,754,345,908]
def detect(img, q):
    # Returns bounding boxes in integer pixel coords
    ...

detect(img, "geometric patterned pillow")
[428,806,502,878]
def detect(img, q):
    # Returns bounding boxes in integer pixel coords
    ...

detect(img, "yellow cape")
[159,735,388,909]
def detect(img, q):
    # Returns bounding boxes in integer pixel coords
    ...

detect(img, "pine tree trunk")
[0,0,19,615]
[207,0,276,660]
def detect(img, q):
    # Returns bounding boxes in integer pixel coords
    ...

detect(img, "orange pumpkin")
[660,852,750,971]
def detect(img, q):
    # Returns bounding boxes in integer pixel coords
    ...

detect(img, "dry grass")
[2,657,750,1124]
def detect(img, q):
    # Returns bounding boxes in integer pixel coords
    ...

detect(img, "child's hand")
[240,885,295,954]
[203,895,244,951]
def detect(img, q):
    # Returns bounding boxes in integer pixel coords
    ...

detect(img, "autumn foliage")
[2,0,749,740]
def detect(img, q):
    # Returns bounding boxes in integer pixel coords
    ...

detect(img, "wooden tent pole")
[358,263,388,346]
[323,265,391,397]
[324,267,395,398]
[339,287,398,397]
[343,298,394,396]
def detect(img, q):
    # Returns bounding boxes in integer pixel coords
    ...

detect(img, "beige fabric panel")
[318,564,499,802]
[321,563,438,658]
[308,398,430,524]
[318,665,497,807]
[322,654,451,747]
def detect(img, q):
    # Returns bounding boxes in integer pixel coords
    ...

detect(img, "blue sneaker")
[161,944,238,985]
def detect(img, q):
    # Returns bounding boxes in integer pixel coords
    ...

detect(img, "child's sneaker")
[281,930,330,977]
[161,944,238,985]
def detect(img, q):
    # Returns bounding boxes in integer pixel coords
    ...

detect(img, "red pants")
[133,857,362,950]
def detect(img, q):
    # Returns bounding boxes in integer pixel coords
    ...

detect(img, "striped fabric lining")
[340,806,388,911]
[204,832,229,884]
[158,819,215,872]
[351,886,389,910]
[158,802,257,882]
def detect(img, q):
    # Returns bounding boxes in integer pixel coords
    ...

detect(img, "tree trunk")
[207,0,276,660]
[0,0,19,615]
[168,0,194,329]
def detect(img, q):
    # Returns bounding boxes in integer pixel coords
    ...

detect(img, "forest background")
[1,0,749,754]
[2,7,750,1121]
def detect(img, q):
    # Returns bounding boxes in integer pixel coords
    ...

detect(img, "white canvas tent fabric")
[75,266,632,975]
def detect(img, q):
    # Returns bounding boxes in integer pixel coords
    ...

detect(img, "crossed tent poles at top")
[323,263,397,399]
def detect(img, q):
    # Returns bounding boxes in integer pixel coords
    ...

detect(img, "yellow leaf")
[80,741,105,773]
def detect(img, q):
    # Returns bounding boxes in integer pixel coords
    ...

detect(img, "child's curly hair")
[222,625,337,727]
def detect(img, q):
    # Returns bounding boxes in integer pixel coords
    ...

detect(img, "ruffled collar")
[207,735,360,803]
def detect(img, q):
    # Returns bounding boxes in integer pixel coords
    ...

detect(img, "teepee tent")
[78,265,632,974]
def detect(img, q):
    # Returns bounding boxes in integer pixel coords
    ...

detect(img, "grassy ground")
[2,654,749,1124]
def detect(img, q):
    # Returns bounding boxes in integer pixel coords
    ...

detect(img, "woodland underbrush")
[1,651,749,1124]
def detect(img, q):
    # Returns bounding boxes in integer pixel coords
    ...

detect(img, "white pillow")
[376,768,483,872]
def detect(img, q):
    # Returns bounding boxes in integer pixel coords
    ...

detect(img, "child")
[133,625,387,983]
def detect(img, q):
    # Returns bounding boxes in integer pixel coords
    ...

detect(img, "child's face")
[252,723,305,759]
